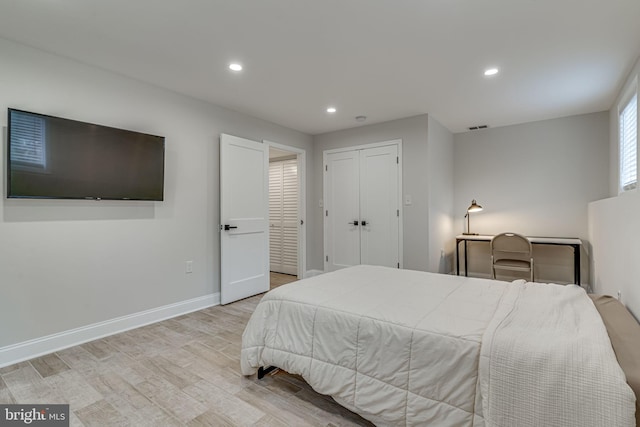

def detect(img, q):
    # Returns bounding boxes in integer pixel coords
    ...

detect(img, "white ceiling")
[0,1,639,135]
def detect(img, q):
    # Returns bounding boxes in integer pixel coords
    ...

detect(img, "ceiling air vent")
[468,125,489,131]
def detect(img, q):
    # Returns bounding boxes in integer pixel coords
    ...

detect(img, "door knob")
[348,220,359,226]
[224,224,238,231]
[361,220,368,226]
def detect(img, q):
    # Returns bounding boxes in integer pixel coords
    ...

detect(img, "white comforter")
[241,265,635,426]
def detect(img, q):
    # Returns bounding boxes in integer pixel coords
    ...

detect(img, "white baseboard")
[0,293,220,368]
[304,269,324,278]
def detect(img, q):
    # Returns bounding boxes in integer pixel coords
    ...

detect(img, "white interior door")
[324,142,401,272]
[281,159,299,274]
[269,163,283,272]
[359,145,400,268]
[325,150,360,271]
[269,159,298,275]
[220,134,269,304]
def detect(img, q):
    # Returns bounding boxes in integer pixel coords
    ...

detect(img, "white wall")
[454,112,610,285]
[0,38,313,354]
[311,114,454,273]
[427,116,455,273]
[588,56,640,319]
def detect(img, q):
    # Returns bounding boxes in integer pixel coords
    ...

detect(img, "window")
[619,92,638,192]
[10,112,47,169]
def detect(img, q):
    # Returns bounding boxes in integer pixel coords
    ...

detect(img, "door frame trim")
[264,140,307,279]
[323,139,403,271]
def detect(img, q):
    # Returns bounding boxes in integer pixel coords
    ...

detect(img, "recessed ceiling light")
[326,107,337,113]
[484,68,499,76]
[229,63,243,72]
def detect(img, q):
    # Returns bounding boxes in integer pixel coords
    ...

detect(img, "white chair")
[490,232,534,281]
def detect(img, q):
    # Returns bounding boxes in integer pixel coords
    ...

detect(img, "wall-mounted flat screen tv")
[7,109,165,201]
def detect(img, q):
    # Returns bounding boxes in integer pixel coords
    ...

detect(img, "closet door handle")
[224,224,238,231]
[348,220,359,226]
[361,220,368,226]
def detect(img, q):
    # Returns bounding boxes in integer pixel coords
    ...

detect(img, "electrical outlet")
[185,261,193,274]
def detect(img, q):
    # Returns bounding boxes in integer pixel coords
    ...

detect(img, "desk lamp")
[463,199,483,235]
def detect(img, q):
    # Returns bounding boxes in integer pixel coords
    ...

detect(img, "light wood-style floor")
[269,272,297,289]
[0,273,373,426]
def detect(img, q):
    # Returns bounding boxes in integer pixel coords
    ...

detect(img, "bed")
[241,265,638,426]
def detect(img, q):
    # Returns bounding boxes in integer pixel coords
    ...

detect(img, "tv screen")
[7,109,165,201]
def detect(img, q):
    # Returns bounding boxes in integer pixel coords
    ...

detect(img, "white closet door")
[281,160,298,275]
[359,145,399,268]
[325,150,360,271]
[269,159,298,275]
[269,163,283,272]
[324,143,401,272]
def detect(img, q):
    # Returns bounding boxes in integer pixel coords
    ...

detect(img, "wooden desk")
[455,234,583,285]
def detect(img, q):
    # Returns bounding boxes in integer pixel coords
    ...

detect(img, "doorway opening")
[266,141,306,290]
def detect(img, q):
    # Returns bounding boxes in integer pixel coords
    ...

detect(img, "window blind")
[620,93,637,192]
[10,113,46,168]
